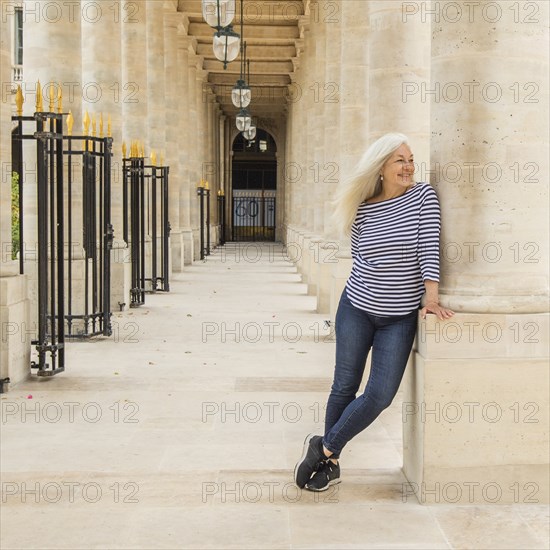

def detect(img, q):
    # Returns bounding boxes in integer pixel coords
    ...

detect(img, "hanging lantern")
[202,0,236,29]
[232,79,251,108]
[213,26,240,69]
[242,125,256,141]
[236,108,251,132]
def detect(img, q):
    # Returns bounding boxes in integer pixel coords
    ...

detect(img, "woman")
[294,133,454,492]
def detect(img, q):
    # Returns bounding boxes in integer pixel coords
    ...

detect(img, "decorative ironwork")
[123,144,170,305]
[232,192,276,242]
[197,179,211,260]
[11,82,115,376]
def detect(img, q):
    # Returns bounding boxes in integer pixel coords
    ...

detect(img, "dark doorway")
[231,129,277,241]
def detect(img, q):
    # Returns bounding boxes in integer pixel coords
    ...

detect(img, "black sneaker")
[294,434,326,488]
[305,460,341,492]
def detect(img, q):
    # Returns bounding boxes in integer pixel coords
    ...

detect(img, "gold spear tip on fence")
[57,85,63,114]
[151,150,157,166]
[48,82,56,112]
[160,151,165,166]
[107,114,112,138]
[99,113,104,138]
[204,180,210,190]
[15,85,24,116]
[36,79,43,113]
[91,114,97,137]
[83,111,90,135]
[197,178,204,188]
[140,141,145,158]
[66,110,74,136]
[122,141,127,158]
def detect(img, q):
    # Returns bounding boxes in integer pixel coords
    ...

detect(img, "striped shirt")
[345,181,441,316]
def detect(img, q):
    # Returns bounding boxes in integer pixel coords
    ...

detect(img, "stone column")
[0,0,29,386]
[218,114,226,243]
[163,8,184,270]
[146,0,166,155]
[122,0,148,145]
[329,0,370,319]
[315,0,341,313]
[187,57,200,258]
[403,1,549,504]
[17,0,83,371]
[82,0,128,311]
[294,16,312,282]
[177,33,193,265]
[367,0,430,163]
[206,90,216,242]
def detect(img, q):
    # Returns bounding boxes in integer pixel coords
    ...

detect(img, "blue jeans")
[322,288,418,457]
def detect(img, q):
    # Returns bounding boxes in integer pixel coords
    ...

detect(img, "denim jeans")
[322,288,418,457]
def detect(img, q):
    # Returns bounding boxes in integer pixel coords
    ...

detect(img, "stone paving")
[1,243,548,549]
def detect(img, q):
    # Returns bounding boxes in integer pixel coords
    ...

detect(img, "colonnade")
[0,0,222,385]
[0,0,548,503]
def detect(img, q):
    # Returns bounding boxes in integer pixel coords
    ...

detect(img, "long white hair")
[331,133,414,236]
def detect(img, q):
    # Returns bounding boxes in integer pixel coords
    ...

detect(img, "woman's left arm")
[418,187,454,320]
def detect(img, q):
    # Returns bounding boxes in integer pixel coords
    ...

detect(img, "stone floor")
[1,243,548,550]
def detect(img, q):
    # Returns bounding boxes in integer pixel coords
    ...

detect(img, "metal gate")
[232,192,276,241]
[11,84,114,375]
[123,146,170,306]
[68,117,114,338]
[145,162,170,292]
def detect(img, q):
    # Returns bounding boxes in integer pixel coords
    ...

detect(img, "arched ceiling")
[177,0,306,118]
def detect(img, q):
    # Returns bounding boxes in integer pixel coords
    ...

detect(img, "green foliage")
[11,172,19,260]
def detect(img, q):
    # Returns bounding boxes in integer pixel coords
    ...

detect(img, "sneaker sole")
[305,478,342,492]
[293,433,315,488]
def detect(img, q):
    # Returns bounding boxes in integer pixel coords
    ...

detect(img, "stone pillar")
[120,0,150,301]
[163,8,184,270]
[294,16,312,283]
[0,0,29,386]
[16,0,83,376]
[329,0,370,319]
[177,34,193,265]
[316,0,341,313]
[122,0,148,145]
[82,0,129,311]
[187,57,200,259]
[205,90,217,242]
[367,0,430,164]
[146,0,166,155]
[403,2,549,504]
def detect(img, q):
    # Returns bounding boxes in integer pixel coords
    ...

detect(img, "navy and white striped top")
[345,182,441,316]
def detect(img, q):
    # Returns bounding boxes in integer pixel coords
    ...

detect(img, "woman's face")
[381,144,415,188]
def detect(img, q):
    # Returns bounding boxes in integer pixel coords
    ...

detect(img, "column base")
[170,230,184,272]
[181,228,194,266]
[316,240,340,314]
[111,244,132,311]
[403,312,550,504]
[0,274,31,389]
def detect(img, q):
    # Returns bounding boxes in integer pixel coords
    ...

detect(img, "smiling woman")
[294,133,455,492]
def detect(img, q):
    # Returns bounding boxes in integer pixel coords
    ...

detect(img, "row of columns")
[284,0,549,503]
[0,0,224,385]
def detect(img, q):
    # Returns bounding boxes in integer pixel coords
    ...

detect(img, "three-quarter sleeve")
[418,187,441,282]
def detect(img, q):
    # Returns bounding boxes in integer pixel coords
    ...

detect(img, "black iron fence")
[232,193,276,242]
[11,90,113,375]
[123,150,170,306]
[217,191,226,246]
[197,183,211,260]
